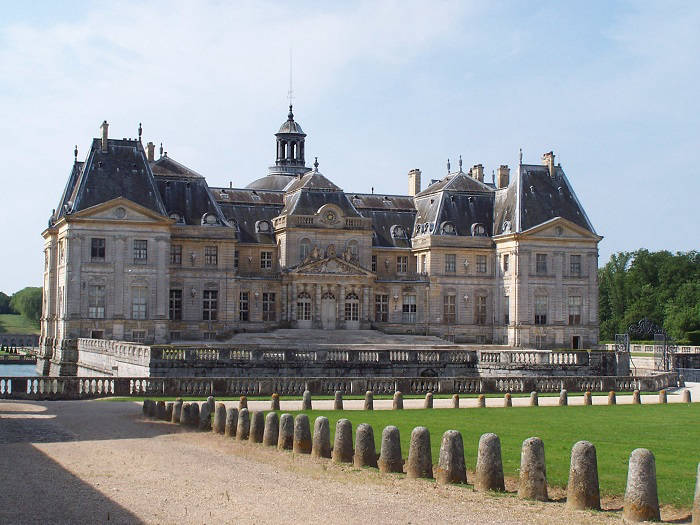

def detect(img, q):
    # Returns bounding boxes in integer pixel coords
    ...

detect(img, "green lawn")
[277,404,699,508]
[0,314,40,335]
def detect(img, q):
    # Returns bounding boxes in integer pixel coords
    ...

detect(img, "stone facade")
[39,108,601,375]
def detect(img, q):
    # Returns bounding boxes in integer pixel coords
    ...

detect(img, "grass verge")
[0,314,40,335]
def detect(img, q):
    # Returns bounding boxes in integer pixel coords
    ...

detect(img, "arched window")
[297,292,312,321]
[345,292,359,321]
[290,142,296,160]
[299,238,311,262]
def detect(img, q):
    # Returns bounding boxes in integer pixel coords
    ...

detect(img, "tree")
[0,291,13,314]
[9,287,43,323]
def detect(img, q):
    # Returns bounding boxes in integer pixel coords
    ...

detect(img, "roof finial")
[138,122,142,142]
[287,47,294,116]
[458,155,463,172]
[159,142,163,158]
[519,148,523,165]
[492,170,495,184]
[447,158,451,174]
[74,145,78,162]
[313,157,319,171]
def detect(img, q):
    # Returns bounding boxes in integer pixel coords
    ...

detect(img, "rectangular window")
[132,330,146,343]
[475,295,487,325]
[570,255,581,276]
[504,296,510,325]
[536,253,547,274]
[421,254,427,273]
[260,251,272,269]
[170,244,182,265]
[203,290,218,321]
[234,249,239,270]
[445,254,456,274]
[476,255,487,273]
[344,301,359,321]
[131,286,147,320]
[402,294,417,323]
[371,255,377,273]
[90,330,104,339]
[88,284,105,319]
[535,295,548,325]
[204,246,218,266]
[374,294,388,322]
[133,240,148,262]
[297,296,312,321]
[90,238,105,261]
[169,331,182,341]
[568,295,582,325]
[203,331,217,341]
[443,295,456,324]
[239,291,249,321]
[262,292,276,321]
[169,289,182,321]
[396,255,408,273]
[503,254,509,273]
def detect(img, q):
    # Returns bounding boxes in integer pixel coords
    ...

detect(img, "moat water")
[0,364,38,377]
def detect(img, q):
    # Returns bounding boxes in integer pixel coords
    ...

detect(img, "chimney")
[146,141,155,162]
[100,120,109,152]
[408,169,421,197]
[470,164,484,182]
[497,165,510,188]
[542,151,555,177]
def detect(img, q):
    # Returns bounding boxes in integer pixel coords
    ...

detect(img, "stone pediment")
[291,256,372,276]
[69,197,170,224]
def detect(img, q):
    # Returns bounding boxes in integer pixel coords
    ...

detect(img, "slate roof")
[245,174,295,190]
[283,171,341,193]
[217,203,281,244]
[416,171,492,196]
[150,155,204,179]
[54,138,166,220]
[153,175,227,226]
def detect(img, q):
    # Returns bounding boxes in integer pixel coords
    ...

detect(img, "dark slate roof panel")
[218,203,282,244]
[150,156,203,179]
[348,193,416,211]
[359,209,416,247]
[211,188,284,206]
[518,165,594,233]
[154,176,225,226]
[416,172,492,197]
[284,171,341,193]
[281,190,362,217]
[70,139,167,216]
[54,161,84,220]
[245,174,295,190]
[493,181,518,235]
[436,193,495,236]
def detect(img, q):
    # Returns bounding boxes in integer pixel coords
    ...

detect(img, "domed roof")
[245,174,295,191]
[277,105,305,135]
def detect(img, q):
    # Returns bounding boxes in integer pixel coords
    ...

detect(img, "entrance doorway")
[572,335,581,350]
[321,293,336,329]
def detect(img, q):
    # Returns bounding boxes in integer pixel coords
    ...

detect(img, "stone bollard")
[198,402,212,431]
[658,390,667,404]
[477,394,486,408]
[364,391,374,411]
[518,437,548,501]
[236,408,250,441]
[566,440,600,510]
[504,393,512,408]
[238,396,248,411]
[263,412,279,447]
[693,463,699,524]
[608,391,616,405]
[392,391,403,410]
[156,401,167,420]
[378,426,403,473]
[406,426,433,479]
[147,400,157,417]
[293,414,312,454]
[250,411,265,443]
[270,393,280,411]
[179,403,190,426]
[334,391,343,410]
[679,374,685,387]
[353,423,378,468]
[424,392,433,409]
[277,413,294,451]
[559,389,568,406]
[451,394,460,409]
[623,448,660,522]
[165,402,173,422]
[530,391,538,406]
[224,408,238,437]
[142,399,149,416]
[583,391,592,406]
[207,396,215,414]
[213,403,227,434]
[632,389,642,404]
[311,417,331,459]
[302,390,312,411]
[189,403,199,427]
[332,419,353,463]
[172,399,183,424]
[682,389,692,403]
[435,430,467,484]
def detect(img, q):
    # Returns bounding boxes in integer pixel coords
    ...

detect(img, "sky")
[0,0,698,293]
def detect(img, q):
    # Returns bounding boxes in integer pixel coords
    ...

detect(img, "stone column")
[314,283,321,327]
[281,282,288,322]
[338,285,345,328]
[290,282,297,322]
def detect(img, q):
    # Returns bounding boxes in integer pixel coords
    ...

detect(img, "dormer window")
[202,213,218,226]
[471,223,487,236]
[256,220,271,233]
[251,191,261,201]
[390,225,407,239]
[169,212,184,224]
[441,222,456,235]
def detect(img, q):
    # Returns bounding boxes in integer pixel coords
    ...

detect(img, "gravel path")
[0,400,634,524]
